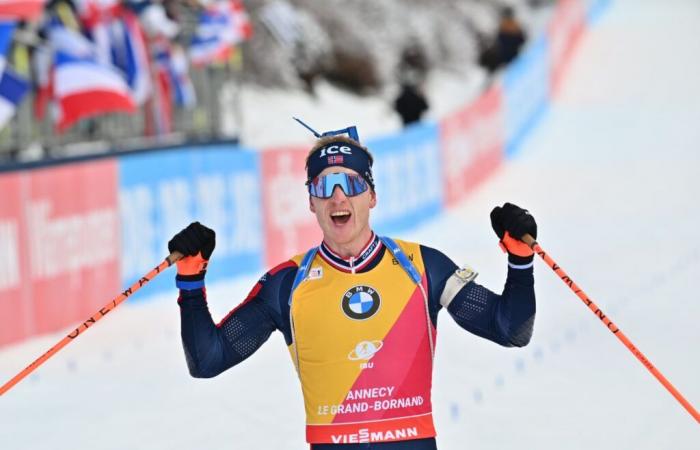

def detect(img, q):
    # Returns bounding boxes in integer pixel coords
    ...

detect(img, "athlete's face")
[309,166,376,255]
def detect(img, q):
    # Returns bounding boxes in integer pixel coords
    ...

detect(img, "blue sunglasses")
[308,172,369,199]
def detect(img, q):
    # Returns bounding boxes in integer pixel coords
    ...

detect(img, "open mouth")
[330,210,352,226]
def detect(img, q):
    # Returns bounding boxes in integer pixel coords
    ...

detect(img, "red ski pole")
[0,252,183,396]
[522,234,699,423]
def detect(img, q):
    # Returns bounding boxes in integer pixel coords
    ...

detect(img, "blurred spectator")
[478,6,527,75]
[393,46,429,127]
[393,81,429,127]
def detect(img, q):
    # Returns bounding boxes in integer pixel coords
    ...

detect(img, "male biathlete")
[169,127,538,449]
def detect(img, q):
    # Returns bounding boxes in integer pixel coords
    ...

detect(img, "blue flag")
[0,67,29,128]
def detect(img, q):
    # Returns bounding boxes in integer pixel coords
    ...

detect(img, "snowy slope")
[1,0,699,449]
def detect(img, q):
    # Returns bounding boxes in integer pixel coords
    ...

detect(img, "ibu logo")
[342,285,381,320]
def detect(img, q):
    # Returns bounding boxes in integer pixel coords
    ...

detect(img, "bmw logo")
[342,286,381,320]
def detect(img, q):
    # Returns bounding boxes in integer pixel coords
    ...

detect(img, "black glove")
[168,222,216,260]
[490,202,537,240]
[490,203,537,265]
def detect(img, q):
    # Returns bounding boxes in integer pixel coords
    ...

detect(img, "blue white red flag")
[189,0,252,66]
[155,44,195,108]
[169,46,195,107]
[111,9,152,105]
[147,37,173,135]
[49,20,136,131]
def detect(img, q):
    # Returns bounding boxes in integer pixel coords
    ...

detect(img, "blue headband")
[306,141,375,189]
[295,117,374,189]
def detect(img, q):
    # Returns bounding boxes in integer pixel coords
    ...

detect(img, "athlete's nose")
[330,184,348,201]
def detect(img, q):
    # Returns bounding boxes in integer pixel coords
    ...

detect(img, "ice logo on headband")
[318,145,353,158]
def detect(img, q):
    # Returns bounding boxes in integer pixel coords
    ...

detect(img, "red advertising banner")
[549,0,586,97]
[260,146,322,268]
[0,160,120,346]
[439,85,505,206]
[0,173,31,345]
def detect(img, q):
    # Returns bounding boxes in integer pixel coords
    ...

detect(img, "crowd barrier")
[0,0,607,347]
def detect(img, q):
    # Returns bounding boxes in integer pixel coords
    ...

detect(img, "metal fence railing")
[0,60,242,165]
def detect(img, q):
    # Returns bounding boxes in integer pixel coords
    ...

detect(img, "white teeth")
[331,211,350,217]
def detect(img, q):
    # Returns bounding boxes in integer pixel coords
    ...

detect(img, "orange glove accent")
[499,231,534,258]
[176,252,209,276]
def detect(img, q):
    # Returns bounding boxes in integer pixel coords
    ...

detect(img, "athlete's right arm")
[169,222,297,378]
[178,264,296,378]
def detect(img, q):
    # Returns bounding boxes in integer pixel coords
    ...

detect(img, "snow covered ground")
[234,68,487,150]
[1,0,699,448]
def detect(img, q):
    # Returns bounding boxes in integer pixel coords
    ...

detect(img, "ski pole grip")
[522,233,537,249]
[167,251,184,265]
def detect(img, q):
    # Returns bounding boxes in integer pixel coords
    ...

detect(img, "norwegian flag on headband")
[189,0,253,66]
[0,0,45,21]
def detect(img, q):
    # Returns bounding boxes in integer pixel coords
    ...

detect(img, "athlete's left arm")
[421,246,535,347]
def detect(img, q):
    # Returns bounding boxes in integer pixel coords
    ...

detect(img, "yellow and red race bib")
[288,240,437,444]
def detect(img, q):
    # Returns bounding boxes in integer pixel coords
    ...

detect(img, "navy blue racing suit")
[178,235,536,449]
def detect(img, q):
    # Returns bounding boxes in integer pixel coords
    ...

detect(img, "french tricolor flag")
[0,0,45,21]
[49,22,136,132]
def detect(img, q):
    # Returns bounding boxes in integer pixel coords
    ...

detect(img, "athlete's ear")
[369,189,377,209]
[309,195,316,213]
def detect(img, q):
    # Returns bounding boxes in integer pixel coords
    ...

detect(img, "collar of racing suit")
[319,232,385,274]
